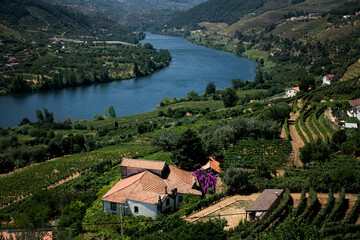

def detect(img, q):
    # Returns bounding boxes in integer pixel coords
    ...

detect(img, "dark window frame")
[134,206,139,213]
[110,202,116,211]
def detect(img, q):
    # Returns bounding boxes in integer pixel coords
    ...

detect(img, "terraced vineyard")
[222,139,292,170]
[341,59,360,82]
[228,189,360,239]
[0,143,158,208]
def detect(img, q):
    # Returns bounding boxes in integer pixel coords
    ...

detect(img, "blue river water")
[0,32,257,127]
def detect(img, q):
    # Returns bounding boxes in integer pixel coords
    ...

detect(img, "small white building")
[101,158,202,218]
[322,74,334,85]
[285,87,300,98]
[348,98,360,121]
[344,123,359,129]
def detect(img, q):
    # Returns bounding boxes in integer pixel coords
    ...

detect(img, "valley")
[1,0,360,239]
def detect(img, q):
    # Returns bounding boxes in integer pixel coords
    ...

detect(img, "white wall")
[127,199,159,219]
[161,196,175,212]
[103,201,125,215]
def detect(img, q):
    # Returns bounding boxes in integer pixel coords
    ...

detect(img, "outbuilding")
[245,189,285,221]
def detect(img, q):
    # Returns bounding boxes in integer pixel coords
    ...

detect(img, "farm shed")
[245,189,284,221]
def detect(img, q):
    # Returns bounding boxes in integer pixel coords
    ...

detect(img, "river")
[0,32,257,127]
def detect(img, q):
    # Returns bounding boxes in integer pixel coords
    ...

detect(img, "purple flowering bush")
[192,168,218,194]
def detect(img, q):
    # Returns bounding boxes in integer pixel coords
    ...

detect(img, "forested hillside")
[0,0,172,95]
[167,0,266,28]
[0,0,135,42]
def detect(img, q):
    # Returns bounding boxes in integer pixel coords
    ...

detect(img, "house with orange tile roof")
[101,158,202,218]
[201,157,221,173]
[284,87,300,98]
[347,98,360,121]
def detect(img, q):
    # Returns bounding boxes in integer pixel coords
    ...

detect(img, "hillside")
[165,0,304,29]
[0,0,172,95]
[0,0,136,42]
[1,0,360,238]
[0,70,360,238]
[43,0,206,30]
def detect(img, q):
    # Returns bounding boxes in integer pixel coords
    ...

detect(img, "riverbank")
[0,32,256,127]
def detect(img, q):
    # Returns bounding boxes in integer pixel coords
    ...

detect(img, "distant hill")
[46,0,206,14]
[165,0,305,29]
[0,0,137,43]
[166,0,266,29]
[43,0,207,29]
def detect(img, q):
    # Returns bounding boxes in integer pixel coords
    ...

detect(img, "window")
[166,198,170,206]
[179,196,183,203]
[134,206,139,213]
[110,202,116,211]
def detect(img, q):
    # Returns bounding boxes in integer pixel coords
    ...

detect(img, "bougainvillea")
[192,168,218,194]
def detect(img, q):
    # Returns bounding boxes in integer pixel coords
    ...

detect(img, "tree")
[172,129,207,171]
[222,87,239,108]
[192,168,218,194]
[151,130,181,152]
[108,106,116,118]
[254,70,264,84]
[236,43,245,56]
[19,118,31,126]
[299,76,315,92]
[186,91,199,101]
[231,78,245,90]
[223,167,251,194]
[205,82,216,95]
[43,108,54,124]
[300,140,330,164]
[35,109,44,122]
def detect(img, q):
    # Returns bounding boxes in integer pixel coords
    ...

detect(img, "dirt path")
[324,107,339,131]
[289,124,303,167]
[288,103,305,167]
[185,194,261,229]
[46,172,81,189]
[280,125,287,139]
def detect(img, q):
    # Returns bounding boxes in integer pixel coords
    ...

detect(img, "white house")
[348,98,360,121]
[284,87,300,98]
[322,74,334,85]
[101,158,202,218]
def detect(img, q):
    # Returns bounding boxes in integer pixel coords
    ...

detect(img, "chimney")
[275,191,278,197]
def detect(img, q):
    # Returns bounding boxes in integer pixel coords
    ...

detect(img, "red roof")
[167,165,202,195]
[202,157,221,173]
[1,231,52,240]
[348,98,360,107]
[102,171,169,204]
[121,158,166,171]
[288,87,300,92]
[102,161,202,205]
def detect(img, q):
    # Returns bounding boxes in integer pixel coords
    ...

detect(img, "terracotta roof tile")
[348,98,360,107]
[246,189,284,212]
[121,158,166,171]
[102,161,202,205]
[167,165,202,195]
[202,157,221,173]
[1,231,52,240]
